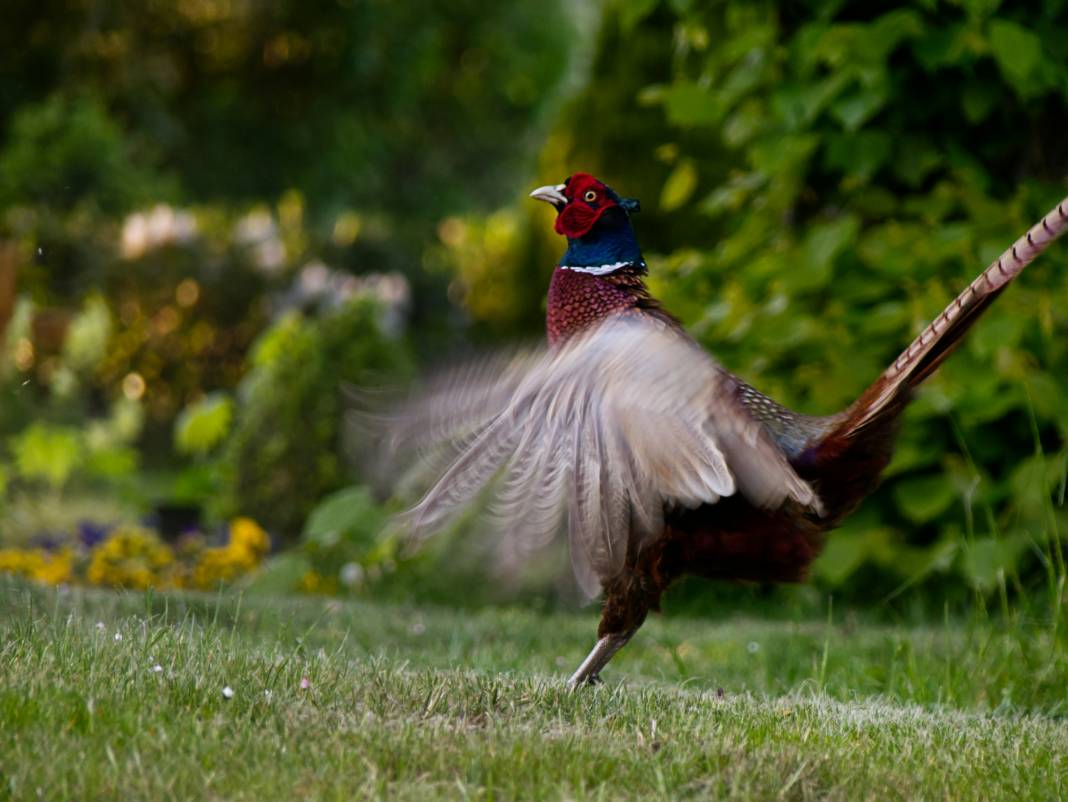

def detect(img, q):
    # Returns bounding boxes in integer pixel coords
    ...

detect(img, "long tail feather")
[843,195,1068,436]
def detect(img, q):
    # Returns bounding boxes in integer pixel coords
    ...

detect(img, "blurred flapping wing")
[388,314,820,597]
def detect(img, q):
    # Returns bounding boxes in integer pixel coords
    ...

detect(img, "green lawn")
[1,580,1066,800]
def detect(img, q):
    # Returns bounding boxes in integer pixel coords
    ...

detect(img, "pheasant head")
[530,173,644,273]
[531,174,652,345]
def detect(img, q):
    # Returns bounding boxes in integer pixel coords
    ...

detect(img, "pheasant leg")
[568,630,636,688]
[567,542,676,688]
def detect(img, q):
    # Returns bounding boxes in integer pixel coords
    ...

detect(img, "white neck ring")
[559,260,643,276]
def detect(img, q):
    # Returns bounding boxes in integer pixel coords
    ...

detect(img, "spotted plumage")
[546,265,669,345]
[388,175,1068,687]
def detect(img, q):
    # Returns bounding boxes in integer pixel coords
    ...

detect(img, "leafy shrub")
[0,93,168,216]
[0,292,145,518]
[9,423,82,490]
[3,408,142,506]
[221,299,412,540]
[452,0,1068,601]
[635,1,1068,600]
[250,484,533,604]
[248,485,396,596]
[300,486,389,578]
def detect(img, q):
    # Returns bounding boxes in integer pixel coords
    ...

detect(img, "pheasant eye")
[584,190,598,203]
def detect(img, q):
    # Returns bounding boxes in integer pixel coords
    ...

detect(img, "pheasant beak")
[529,184,568,210]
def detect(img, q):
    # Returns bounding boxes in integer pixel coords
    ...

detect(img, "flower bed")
[0,517,269,590]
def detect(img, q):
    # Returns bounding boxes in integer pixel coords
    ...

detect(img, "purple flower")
[30,533,63,552]
[78,521,108,549]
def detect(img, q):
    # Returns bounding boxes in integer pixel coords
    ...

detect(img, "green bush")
[221,299,412,541]
[0,293,143,506]
[0,94,167,216]
[0,1,582,298]
[454,0,1068,601]
[294,484,394,592]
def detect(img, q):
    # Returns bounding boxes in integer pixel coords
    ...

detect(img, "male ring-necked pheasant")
[392,173,1068,687]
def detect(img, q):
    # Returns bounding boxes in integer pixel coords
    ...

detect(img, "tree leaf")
[782,215,859,293]
[823,130,892,180]
[662,82,721,127]
[813,529,870,585]
[175,394,233,456]
[10,423,82,489]
[303,485,386,549]
[830,87,888,132]
[987,19,1042,87]
[660,159,698,212]
[959,535,1028,590]
[814,526,894,586]
[892,474,958,524]
[618,0,660,33]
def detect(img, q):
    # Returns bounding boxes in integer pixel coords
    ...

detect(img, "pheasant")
[391,172,1068,687]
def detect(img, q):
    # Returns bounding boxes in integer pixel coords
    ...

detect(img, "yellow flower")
[87,527,174,589]
[179,519,270,590]
[33,548,74,585]
[298,570,337,595]
[0,548,45,579]
[229,517,269,559]
[191,547,238,588]
[0,547,74,585]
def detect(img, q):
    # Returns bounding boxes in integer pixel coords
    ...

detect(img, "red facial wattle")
[554,202,608,238]
[553,173,619,239]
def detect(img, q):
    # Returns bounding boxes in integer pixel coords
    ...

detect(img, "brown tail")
[840,195,1068,438]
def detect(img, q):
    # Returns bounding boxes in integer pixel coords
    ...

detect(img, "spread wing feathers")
[390,315,821,597]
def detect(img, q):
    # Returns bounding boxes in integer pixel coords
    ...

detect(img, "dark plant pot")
[154,502,203,542]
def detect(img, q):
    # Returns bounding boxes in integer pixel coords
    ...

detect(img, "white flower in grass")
[95,622,105,631]
[222,686,234,700]
[151,664,163,674]
[264,689,273,701]
[113,633,123,642]
[340,562,364,588]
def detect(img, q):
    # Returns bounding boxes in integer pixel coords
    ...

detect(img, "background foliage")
[1,0,1067,608]
[528,0,1068,603]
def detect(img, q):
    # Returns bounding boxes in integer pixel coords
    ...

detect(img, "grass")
[1,580,1066,800]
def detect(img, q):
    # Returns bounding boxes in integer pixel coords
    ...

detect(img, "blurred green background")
[1,0,1067,610]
